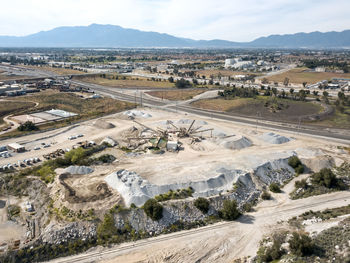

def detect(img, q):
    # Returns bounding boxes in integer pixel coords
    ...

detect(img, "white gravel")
[63,166,94,175]
[260,132,292,144]
[123,110,152,118]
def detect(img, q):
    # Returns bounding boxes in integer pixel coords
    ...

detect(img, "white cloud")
[0,0,349,41]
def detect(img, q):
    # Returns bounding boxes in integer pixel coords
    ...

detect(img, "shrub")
[220,199,240,221]
[288,156,302,169]
[194,197,210,214]
[295,179,308,189]
[295,165,305,174]
[289,232,314,257]
[257,239,285,262]
[17,121,38,131]
[97,212,118,242]
[261,191,271,200]
[269,182,281,193]
[97,154,116,163]
[311,168,337,188]
[143,199,163,221]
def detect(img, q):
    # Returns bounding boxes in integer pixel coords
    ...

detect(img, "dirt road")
[47,177,350,263]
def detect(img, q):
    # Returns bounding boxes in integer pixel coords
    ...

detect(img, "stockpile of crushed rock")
[123,110,152,118]
[93,119,115,129]
[63,166,94,175]
[260,132,293,144]
[215,135,252,150]
[104,155,295,207]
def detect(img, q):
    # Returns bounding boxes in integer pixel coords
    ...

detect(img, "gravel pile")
[216,136,252,150]
[176,119,208,125]
[94,119,115,129]
[101,136,118,147]
[123,110,152,118]
[63,166,94,175]
[260,132,292,144]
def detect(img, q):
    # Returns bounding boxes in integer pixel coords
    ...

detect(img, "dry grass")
[0,90,134,138]
[192,97,323,123]
[266,67,350,84]
[75,75,175,88]
[0,100,36,124]
[146,89,206,101]
[192,98,251,111]
[0,74,29,81]
[25,65,85,75]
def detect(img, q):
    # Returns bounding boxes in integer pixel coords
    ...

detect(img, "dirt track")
[47,176,350,263]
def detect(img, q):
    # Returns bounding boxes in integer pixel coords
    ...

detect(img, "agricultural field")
[266,67,350,84]
[191,96,323,123]
[146,89,206,101]
[74,74,175,88]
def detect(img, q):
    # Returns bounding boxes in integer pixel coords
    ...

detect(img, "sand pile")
[216,136,252,150]
[63,166,94,175]
[123,110,152,118]
[94,120,115,129]
[260,132,292,144]
[302,156,335,173]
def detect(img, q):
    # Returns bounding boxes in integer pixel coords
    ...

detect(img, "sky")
[0,0,349,42]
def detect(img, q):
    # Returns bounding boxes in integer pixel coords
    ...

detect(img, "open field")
[197,69,260,78]
[24,65,86,75]
[0,74,28,81]
[0,90,134,138]
[309,105,350,129]
[191,96,323,122]
[74,74,175,88]
[146,89,206,101]
[266,67,350,84]
[0,100,36,125]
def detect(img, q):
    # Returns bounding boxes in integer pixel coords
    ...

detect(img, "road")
[47,186,350,263]
[71,80,350,143]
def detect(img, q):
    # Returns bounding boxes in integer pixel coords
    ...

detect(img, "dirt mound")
[63,166,94,175]
[302,156,335,173]
[217,136,252,150]
[260,132,292,144]
[94,119,115,129]
[59,173,113,203]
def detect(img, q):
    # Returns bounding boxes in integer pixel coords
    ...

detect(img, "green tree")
[194,197,210,214]
[143,199,163,221]
[288,232,314,257]
[220,199,240,220]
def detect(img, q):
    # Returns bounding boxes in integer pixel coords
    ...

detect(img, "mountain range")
[0,24,349,49]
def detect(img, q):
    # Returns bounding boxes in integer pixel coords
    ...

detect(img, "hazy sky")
[0,0,349,41]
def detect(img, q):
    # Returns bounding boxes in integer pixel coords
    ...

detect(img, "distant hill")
[0,24,349,49]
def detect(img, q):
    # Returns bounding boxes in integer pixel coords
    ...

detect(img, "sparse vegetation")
[288,232,315,257]
[257,233,286,263]
[291,168,348,199]
[154,187,194,202]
